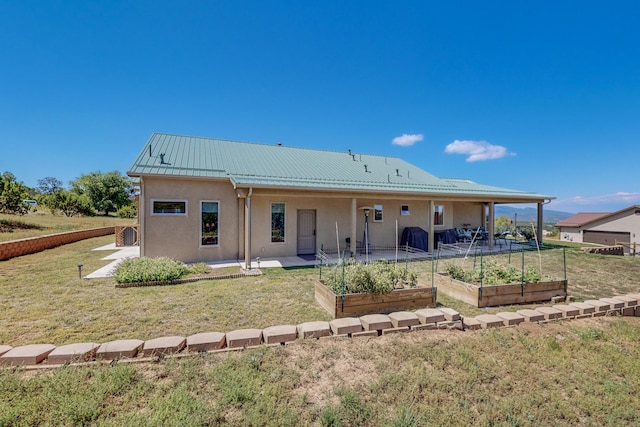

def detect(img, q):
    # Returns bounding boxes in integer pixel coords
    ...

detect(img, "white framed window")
[401,205,410,216]
[151,199,187,215]
[201,201,219,246]
[433,205,444,226]
[373,204,383,222]
[271,202,285,243]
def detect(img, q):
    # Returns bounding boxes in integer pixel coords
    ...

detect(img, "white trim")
[150,199,188,216]
[200,200,220,248]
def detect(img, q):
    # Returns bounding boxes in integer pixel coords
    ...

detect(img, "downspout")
[537,201,544,245]
[245,187,253,270]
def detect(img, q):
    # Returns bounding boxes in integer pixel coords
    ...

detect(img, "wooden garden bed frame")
[434,273,567,307]
[315,280,437,319]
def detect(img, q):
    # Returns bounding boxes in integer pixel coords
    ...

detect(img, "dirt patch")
[0,219,43,233]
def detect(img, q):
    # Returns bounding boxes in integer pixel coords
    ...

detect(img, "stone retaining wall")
[0,227,115,261]
[581,245,624,256]
[2,293,639,369]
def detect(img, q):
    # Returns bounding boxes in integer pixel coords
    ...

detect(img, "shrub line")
[114,269,263,288]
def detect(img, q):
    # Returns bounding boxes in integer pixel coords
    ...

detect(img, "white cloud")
[556,192,640,206]
[444,140,514,162]
[548,192,640,213]
[392,133,423,147]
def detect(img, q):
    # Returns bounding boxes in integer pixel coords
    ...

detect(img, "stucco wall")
[140,176,507,262]
[587,210,640,242]
[560,227,582,243]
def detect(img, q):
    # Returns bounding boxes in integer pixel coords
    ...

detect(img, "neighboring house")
[127,133,554,266]
[556,205,640,254]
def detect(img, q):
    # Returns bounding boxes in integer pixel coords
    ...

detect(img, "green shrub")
[324,260,417,294]
[187,263,213,275]
[116,205,137,219]
[113,257,188,284]
[444,260,549,285]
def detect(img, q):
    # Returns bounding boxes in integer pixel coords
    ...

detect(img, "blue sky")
[2,1,639,213]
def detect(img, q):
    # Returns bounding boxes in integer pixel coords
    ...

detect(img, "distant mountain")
[494,206,573,224]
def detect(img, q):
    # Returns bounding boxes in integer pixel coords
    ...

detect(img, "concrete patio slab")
[496,311,525,326]
[600,298,624,310]
[96,339,144,360]
[388,311,420,328]
[475,314,504,328]
[297,321,331,339]
[329,317,363,335]
[359,314,393,331]
[186,332,226,352]
[415,308,445,324]
[516,309,546,322]
[553,304,580,318]
[142,336,186,356]
[226,329,263,348]
[439,307,461,321]
[0,344,56,366]
[584,300,611,312]
[568,302,596,315]
[47,342,100,364]
[0,345,12,357]
[262,325,298,344]
[535,307,563,320]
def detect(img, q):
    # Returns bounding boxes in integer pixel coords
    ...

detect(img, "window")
[373,204,383,222]
[433,205,444,226]
[152,200,187,215]
[201,201,219,246]
[401,205,410,215]
[271,203,285,243]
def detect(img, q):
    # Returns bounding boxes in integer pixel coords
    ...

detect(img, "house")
[556,205,640,254]
[127,133,554,266]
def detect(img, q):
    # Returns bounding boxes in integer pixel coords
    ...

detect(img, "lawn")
[0,211,133,242]
[1,227,640,425]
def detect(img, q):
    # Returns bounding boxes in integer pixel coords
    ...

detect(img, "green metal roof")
[128,133,553,200]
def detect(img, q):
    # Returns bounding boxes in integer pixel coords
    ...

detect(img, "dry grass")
[1,226,640,425]
[2,317,639,425]
[0,212,133,242]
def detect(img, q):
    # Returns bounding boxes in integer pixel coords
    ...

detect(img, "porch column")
[488,202,495,249]
[244,189,253,270]
[139,177,145,257]
[350,198,357,257]
[537,202,544,244]
[238,197,245,260]
[428,200,435,253]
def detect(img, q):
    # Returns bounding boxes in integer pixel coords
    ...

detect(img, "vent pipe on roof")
[364,164,368,173]
[149,144,152,157]
[395,169,400,176]
[348,149,352,155]
[277,142,282,146]
[352,154,356,161]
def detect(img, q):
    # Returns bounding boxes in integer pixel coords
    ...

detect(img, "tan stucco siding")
[559,227,582,243]
[587,212,640,240]
[142,177,240,262]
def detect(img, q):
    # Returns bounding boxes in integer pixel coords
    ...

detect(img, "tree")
[0,172,30,215]
[70,171,133,215]
[48,190,94,217]
[36,177,64,195]
[494,215,511,233]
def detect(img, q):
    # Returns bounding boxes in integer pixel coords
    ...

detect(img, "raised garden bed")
[315,280,437,318]
[434,273,567,307]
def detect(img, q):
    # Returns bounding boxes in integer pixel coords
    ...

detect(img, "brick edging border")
[1,293,639,370]
[0,227,115,261]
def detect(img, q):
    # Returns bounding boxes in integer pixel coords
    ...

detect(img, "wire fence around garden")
[315,241,569,306]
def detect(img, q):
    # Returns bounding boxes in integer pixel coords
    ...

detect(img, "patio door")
[297,210,316,255]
